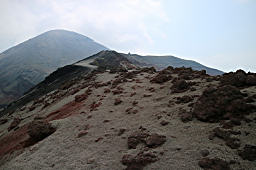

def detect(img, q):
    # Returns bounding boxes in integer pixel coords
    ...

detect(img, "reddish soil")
[46,100,85,121]
[0,124,29,159]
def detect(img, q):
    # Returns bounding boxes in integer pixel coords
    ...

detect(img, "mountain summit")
[0,30,108,107]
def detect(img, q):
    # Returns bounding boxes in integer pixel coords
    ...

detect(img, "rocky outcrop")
[193,85,255,122]
[198,158,230,170]
[121,151,158,170]
[239,145,256,161]
[220,70,256,87]
[27,120,56,144]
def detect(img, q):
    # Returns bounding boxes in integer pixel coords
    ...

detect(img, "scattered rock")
[104,88,111,93]
[127,131,149,149]
[8,118,21,131]
[200,149,210,157]
[175,95,193,104]
[220,70,256,87]
[140,67,156,74]
[114,98,122,105]
[75,89,92,102]
[118,128,126,136]
[180,112,193,123]
[112,89,123,95]
[77,130,88,138]
[127,131,166,149]
[132,101,138,106]
[147,87,155,92]
[19,106,26,111]
[95,137,103,142]
[198,158,230,170]
[103,120,110,123]
[0,119,8,125]
[160,120,169,126]
[90,101,102,111]
[193,85,256,122]
[211,127,241,149]
[145,133,166,148]
[121,151,158,170]
[143,94,152,97]
[150,71,172,84]
[171,79,189,93]
[87,158,95,164]
[239,144,256,161]
[29,106,36,111]
[130,92,136,97]
[27,120,56,143]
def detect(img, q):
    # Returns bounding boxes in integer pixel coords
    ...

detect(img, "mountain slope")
[123,53,224,76]
[0,62,255,169]
[0,29,108,107]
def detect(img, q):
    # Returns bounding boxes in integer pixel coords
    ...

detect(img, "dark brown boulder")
[193,85,255,122]
[171,79,189,93]
[180,112,193,122]
[150,69,173,84]
[220,69,256,87]
[211,127,241,149]
[121,152,158,170]
[27,120,56,142]
[127,131,149,149]
[127,131,166,149]
[145,133,166,148]
[114,98,122,105]
[175,95,193,104]
[246,75,256,86]
[239,145,256,161]
[198,158,230,170]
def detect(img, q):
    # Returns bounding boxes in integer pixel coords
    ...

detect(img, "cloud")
[0,0,169,52]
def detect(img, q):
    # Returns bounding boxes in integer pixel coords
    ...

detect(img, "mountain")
[0,51,255,169]
[122,53,224,76]
[0,29,108,107]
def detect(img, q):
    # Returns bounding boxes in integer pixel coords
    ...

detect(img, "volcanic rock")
[8,118,21,131]
[171,79,189,93]
[121,151,158,170]
[239,144,256,161]
[193,85,255,122]
[27,120,56,143]
[198,158,230,170]
[145,133,166,148]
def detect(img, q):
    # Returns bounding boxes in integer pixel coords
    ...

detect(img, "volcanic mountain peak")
[0,30,108,107]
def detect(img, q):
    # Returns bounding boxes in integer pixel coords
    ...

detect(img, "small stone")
[87,158,95,164]
[77,131,88,138]
[200,149,210,157]
[95,137,103,142]
[160,120,169,126]
[118,128,126,136]
[114,98,122,105]
[103,120,110,123]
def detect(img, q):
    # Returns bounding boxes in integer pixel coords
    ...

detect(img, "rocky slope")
[0,29,108,107]
[0,53,255,170]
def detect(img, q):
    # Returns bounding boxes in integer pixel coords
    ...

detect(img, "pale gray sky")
[0,0,255,72]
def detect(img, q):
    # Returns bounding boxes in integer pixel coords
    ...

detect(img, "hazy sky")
[0,0,255,72]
